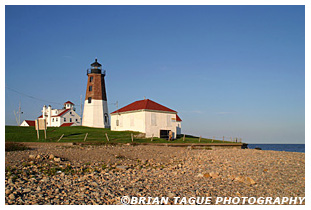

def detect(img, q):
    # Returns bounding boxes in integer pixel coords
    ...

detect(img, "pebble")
[8,194,15,200]
[5,144,305,205]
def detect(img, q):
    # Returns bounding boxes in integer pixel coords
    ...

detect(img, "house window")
[151,113,157,126]
[116,119,119,126]
[70,118,72,122]
[90,76,93,82]
[89,86,92,91]
[56,118,58,122]
[130,115,134,127]
[167,115,172,126]
[119,117,123,127]
[88,97,92,103]
[64,118,66,122]
[52,118,54,122]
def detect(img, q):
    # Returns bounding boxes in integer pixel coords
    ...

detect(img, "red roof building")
[60,123,74,127]
[111,99,177,114]
[36,101,81,127]
[110,99,182,139]
[20,120,35,127]
[64,101,74,105]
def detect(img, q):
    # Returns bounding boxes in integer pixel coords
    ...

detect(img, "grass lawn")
[5,126,237,144]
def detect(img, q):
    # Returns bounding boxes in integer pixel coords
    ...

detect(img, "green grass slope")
[5,126,236,144]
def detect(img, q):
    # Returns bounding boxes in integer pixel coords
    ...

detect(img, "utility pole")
[80,95,83,120]
[116,101,119,122]
[14,101,23,125]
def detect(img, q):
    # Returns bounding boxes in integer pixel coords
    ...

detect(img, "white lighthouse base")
[82,99,109,128]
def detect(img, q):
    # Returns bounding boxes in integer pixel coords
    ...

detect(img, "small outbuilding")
[110,99,182,139]
[20,120,35,127]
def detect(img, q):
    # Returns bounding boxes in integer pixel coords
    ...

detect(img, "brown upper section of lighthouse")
[85,59,107,101]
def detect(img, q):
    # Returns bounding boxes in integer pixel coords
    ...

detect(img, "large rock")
[210,172,220,179]
[245,177,256,185]
[234,176,256,185]
[234,176,245,183]
[203,173,211,178]
[8,194,15,200]
[116,166,128,170]
[167,192,176,198]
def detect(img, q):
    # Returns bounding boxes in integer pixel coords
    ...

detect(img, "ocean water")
[247,144,305,153]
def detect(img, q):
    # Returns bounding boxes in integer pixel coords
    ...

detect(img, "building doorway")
[160,130,170,139]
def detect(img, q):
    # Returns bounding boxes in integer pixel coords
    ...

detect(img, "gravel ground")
[5,143,305,205]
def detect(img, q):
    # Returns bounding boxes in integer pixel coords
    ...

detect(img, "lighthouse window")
[104,114,108,123]
[90,76,93,82]
[89,86,92,91]
[88,97,92,103]
[70,118,72,122]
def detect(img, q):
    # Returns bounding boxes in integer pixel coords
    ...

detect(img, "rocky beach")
[5,143,305,205]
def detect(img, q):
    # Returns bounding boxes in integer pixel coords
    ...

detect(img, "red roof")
[38,109,70,118]
[60,123,74,127]
[111,99,177,114]
[176,114,182,122]
[54,109,70,117]
[64,101,74,105]
[25,120,35,126]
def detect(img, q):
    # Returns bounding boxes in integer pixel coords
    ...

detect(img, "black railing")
[86,68,106,75]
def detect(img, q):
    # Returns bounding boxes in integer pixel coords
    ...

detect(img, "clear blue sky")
[5,5,305,143]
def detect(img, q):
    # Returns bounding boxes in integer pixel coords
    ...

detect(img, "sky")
[5,5,305,143]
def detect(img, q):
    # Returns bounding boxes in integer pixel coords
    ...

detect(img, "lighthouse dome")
[91,58,102,67]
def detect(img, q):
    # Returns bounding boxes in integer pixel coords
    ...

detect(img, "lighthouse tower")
[82,58,109,128]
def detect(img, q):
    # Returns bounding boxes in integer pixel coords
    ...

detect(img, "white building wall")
[41,107,81,127]
[62,111,81,126]
[111,111,146,133]
[111,110,181,139]
[82,99,109,128]
[144,111,178,138]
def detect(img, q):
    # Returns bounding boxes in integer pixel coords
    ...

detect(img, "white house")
[38,101,81,127]
[20,120,35,127]
[110,99,182,139]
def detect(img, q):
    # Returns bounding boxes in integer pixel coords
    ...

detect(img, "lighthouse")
[82,58,109,128]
